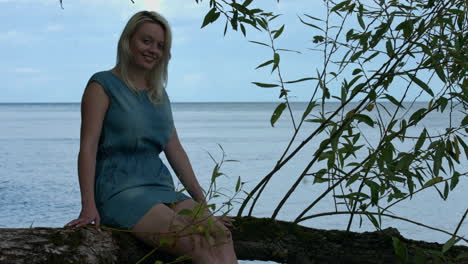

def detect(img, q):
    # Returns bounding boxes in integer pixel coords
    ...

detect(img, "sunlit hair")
[115,11,172,104]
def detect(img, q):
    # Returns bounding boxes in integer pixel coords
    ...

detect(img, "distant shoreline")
[0,101,431,104]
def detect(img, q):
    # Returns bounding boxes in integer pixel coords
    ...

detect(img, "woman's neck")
[113,65,149,90]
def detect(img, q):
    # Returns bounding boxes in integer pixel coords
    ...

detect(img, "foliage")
[58,0,467,261]
[195,0,468,260]
[87,146,243,264]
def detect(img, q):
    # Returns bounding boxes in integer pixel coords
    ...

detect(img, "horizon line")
[0,100,432,104]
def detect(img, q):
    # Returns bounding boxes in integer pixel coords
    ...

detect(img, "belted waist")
[96,150,159,160]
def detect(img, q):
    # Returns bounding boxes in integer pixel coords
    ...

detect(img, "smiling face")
[129,22,165,72]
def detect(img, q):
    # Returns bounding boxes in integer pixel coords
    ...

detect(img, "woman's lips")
[143,55,156,63]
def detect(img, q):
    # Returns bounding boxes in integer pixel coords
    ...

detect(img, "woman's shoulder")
[88,70,112,83]
[86,70,115,97]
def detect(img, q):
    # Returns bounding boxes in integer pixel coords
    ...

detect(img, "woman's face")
[129,22,165,71]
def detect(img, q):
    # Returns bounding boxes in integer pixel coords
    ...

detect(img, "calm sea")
[0,102,466,263]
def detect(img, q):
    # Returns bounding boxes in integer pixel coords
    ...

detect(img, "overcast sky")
[1,0,434,102]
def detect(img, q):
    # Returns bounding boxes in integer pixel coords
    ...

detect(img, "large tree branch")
[1,217,466,264]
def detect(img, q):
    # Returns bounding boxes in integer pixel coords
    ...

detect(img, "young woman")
[65,11,238,264]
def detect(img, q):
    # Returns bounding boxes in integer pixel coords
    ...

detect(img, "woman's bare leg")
[172,199,238,264]
[131,203,217,264]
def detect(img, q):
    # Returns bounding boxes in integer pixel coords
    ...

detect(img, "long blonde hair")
[115,11,172,104]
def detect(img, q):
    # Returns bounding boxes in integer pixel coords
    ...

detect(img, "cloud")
[137,0,162,11]
[171,26,192,45]
[133,0,208,20]
[0,30,40,44]
[0,0,56,5]
[0,30,21,40]
[13,67,41,73]
[180,72,206,89]
[45,24,64,32]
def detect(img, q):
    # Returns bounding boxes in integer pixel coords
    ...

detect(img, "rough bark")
[0,217,466,264]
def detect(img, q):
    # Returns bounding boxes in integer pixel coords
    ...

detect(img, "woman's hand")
[208,215,234,242]
[65,204,101,229]
[216,215,235,229]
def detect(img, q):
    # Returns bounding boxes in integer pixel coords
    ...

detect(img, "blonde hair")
[115,11,172,104]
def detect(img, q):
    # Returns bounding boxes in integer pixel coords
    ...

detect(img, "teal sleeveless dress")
[87,71,190,230]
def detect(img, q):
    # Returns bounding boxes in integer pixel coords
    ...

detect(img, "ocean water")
[0,102,466,263]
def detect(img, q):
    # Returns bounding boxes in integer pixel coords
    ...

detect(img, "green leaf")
[313,169,328,184]
[331,0,349,12]
[450,171,460,190]
[159,236,175,246]
[201,8,220,28]
[230,11,238,30]
[407,73,434,96]
[230,3,250,15]
[305,118,325,123]
[439,97,448,112]
[366,180,380,205]
[357,13,365,30]
[384,94,405,108]
[313,35,325,43]
[392,237,407,262]
[363,51,380,63]
[347,75,363,89]
[242,0,253,7]
[252,82,279,88]
[303,14,322,21]
[409,108,427,124]
[273,24,285,39]
[442,236,461,253]
[423,177,443,188]
[235,176,241,192]
[256,17,268,31]
[178,209,193,215]
[346,173,360,187]
[443,181,449,199]
[173,256,192,262]
[354,114,374,127]
[211,163,222,182]
[370,21,392,48]
[434,65,446,82]
[268,14,282,22]
[366,104,375,112]
[350,82,366,97]
[462,115,468,126]
[272,53,280,73]
[285,77,317,84]
[301,101,318,121]
[277,48,301,54]
[346,29,354,42]
[366,213,380,229]
[352,68,362,75]
[415,128,427,151]
[456,135,468,158]
[298,16,323,31]
[271,102,286,127]
[248,40,270,47]
[240,23,246,36]
[386,40,394,57]
[350,50,364,62]
[255,59,274,69]
[223,20,229,36]
[396,20,413,38]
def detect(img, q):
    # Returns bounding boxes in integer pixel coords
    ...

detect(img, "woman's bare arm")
[164,129,206,204]
[66,81,108,227]
[165,129,235,228]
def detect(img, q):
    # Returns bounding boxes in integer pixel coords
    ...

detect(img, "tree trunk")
[0,216,466,264]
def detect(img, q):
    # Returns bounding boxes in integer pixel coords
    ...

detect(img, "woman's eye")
[143,39,150,44]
